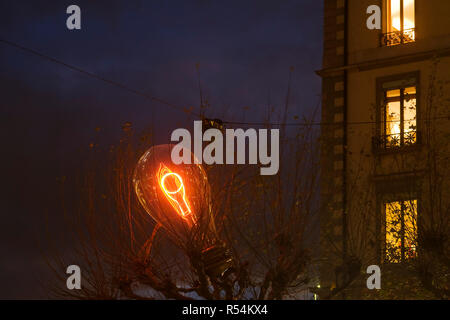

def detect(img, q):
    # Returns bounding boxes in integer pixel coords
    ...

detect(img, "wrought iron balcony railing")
[372,130,419,151]
[381,28,415,47]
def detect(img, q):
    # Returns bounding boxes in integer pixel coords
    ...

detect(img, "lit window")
[383,0,415,46]
[382,86,417,148]
[385,199,418,263]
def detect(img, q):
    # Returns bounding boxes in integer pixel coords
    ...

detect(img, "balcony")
[381,28,415,47]
[372,130,419,152]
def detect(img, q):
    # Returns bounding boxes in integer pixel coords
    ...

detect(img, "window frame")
[374,176,422,265]
[374,71,421,153]
[380,197,419,264]
[381,0,416,46]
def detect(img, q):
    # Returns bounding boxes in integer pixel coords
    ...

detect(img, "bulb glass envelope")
[133,144,216,248]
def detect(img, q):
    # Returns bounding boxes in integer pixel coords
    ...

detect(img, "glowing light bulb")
[133,144,212,243]
[133,144,233,277]
[158,164,192,218]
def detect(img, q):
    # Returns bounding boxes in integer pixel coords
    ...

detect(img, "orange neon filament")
[157,164,192,218]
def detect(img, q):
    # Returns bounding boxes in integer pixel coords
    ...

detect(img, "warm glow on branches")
[385,200,418,263]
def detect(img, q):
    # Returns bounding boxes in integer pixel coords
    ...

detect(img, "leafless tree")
[46,86,321,300]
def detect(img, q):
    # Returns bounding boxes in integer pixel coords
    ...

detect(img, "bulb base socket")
[201,244,233,278]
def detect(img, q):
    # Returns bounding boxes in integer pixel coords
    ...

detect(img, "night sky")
[0,0,322,299]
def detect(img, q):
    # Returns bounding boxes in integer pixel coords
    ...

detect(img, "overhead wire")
[2,38,449,128]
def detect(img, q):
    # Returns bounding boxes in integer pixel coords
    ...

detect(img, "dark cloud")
[0,0,323,298]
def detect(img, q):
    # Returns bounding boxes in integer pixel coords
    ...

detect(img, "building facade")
[318,0,450,298]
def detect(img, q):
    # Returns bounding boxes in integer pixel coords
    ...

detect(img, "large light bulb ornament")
[133,144,233,278]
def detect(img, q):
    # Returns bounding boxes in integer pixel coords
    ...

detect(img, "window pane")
[404,86,416,95]
[386,100,401,146]
[403,0,415,41]
[389,0,401,32]
[386,89,401,98]
[403,0,415,30]
[386,201,402,263]
[404,200,418,260]
[404,88,417,144]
